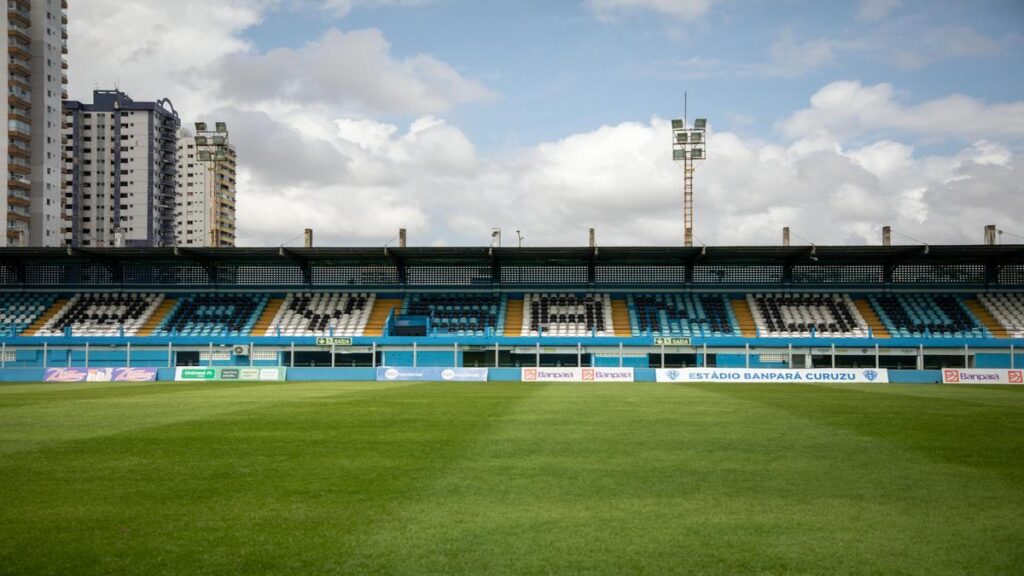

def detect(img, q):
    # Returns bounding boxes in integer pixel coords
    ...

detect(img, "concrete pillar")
[399,228,407,248]
[882,226,891,246]
[984,224,997,245]
[783,227,790,246]
[304,228,313,248]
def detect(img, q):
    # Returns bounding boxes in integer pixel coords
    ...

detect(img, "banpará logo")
[944,369,961,383]
[582,368,595,381]
[1010,371,1023,384]
[523,368,537,381]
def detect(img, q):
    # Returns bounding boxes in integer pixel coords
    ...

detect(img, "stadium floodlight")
[193,121,231,247]
[671,101,708,247]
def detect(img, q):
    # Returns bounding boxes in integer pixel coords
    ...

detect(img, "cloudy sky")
[68,0,1024,247]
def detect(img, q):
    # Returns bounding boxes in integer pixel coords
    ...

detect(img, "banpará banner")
[376,367,489,382]
[942,369,1023,385]
[655,368,889,383]
[520,367,635,382]
[43,367,159,382]
[175,367,287,382]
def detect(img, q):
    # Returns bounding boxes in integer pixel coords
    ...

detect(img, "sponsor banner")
[43,367,158,382]
[174,367,287,382]
[655,368,889,384]
[112,368,158,382]
[942,369,1024,385]
[520,367,635,382]
[376,367,489,382]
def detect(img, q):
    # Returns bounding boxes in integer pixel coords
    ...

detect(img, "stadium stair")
[965,299,1008,338]
[139,298,177,336]
[22,298,70,336]
[253,297,285,336]
[730,299,757,338]
[854,299,889,338]
[611,299,632,336]
[364,299,402,336]
[503,298,523,336]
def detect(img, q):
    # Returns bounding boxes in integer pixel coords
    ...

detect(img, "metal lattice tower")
[671,117,707,247]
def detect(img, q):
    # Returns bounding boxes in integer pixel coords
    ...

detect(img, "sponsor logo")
[239,368,260,380]
[44,368,89,382]
[863,370,879,382]
[523,368,538,381]
[220,368,240,380]
[666,369,680,381]
[582,368,595,381]
[441,369,456,380]
[1010,371,1023,384]
[944,369,961,383]
[181,368,216,380]
[384,368,400,380]
[112,368,157,382]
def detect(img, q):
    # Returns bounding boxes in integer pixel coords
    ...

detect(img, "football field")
[1,380,1022,575]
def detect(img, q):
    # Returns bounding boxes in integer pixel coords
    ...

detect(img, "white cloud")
[210,28,493,115]
[67,0,261,113]
[857,0,901,21]
[778,81,1024,141]
[584,0,714,21]
[317,0,432,17]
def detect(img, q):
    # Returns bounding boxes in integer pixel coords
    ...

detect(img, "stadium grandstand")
[0,244,1020,381]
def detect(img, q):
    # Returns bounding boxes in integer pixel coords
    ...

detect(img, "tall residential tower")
[62,90,180,247]
[3,0,68,246]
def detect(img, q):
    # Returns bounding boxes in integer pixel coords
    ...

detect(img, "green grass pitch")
[1,380,1023,575]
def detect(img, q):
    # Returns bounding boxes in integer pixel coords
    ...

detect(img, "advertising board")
[655,368,889,383]
[376,367,489,382]
[520,367,634,382]
[43,367,158,383]
[174,367,287,381]
[941,369,1023,385]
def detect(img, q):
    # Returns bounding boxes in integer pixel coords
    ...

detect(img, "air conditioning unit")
[232,345,249,356]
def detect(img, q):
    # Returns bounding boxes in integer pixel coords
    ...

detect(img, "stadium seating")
[155,293,267,337]
[978,293,1024,338]
[628,293,735,337]
[747,293,868,337]
[523,293,613,336]
[0,293,55,337]
[868,293,989,338]
[404,293,504,336]
[35,293,163,337]
[266,292,374,337]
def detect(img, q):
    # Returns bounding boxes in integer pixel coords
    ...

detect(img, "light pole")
[671,108,707,247]
[194,122,230,247]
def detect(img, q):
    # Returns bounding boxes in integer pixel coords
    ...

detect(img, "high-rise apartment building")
[3,0,68,247]
[62,90,180,247]
[175,122,237,247]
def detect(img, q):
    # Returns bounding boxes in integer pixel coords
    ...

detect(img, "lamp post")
[194,122,230,247]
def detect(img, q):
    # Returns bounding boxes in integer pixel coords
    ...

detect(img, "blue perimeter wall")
[0,367,946,384]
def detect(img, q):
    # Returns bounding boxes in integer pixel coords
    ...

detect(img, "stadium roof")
[2,245,1023,267]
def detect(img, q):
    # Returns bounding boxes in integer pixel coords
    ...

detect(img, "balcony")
[8,5,31,28]
[7,23,30,44]
[7,59,31,78]
[7,173,30,190]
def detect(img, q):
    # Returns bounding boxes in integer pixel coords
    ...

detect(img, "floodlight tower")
[194,122,231,247]
[671,114,707,247]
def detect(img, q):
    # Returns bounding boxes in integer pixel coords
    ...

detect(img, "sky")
[67,0,1024,247]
